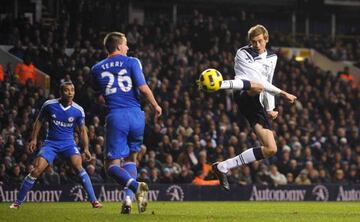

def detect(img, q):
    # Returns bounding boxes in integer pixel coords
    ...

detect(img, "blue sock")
[108,164,139,193]
[16,174,36,204]
[123,162,138,200]
[79,169,97,202]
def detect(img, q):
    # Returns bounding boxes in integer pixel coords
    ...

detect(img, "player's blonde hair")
[103,32,126,53]
[247,24,269,42]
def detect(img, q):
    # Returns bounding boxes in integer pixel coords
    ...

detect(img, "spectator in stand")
[347,165,359,185]
[332,169,346,184]
[277,145,291,175]
[318,168,331,184]
[286,173,294,184]
[86,164,103,184]
[175,166,193,183]
[192,170,220,186]
[8,164,24,185]
[42,166,60,185]
[0,64,4,82]
[15,53,35,85]
[160,167,174,184]
[337,66,353,83]
[177,142,198,169]
[0,164,7,184]
[162,153,181,177]
[237,166,253,186]
[253,163,271,185]
[288,159,301,178]
[269,164,287,185]
[192,150,212,179]
[138,168,150,184]
[149,168,160,184]
[295,171,311,185]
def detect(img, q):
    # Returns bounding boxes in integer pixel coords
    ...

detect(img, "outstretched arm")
[279,90,297,103]
[261,80,297,103]
[232,49,297,103]
[220,79,296,103]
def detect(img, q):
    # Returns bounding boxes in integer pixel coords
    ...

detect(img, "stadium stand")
[0,0,359,187]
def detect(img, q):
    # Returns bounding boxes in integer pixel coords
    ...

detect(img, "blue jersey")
[39,99,85,141]
[91,55,146,109]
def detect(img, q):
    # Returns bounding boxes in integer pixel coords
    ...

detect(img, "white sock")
[124,195,132,205]
[220,80,244,90]
[217,148,257,173]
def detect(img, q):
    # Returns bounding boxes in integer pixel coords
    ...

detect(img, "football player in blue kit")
[10,81,102,209]
[91,32,162,214]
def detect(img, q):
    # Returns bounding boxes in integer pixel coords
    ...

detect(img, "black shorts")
[234,91,272,130]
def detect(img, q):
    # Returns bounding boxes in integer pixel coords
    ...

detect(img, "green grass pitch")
[1,202,359,222]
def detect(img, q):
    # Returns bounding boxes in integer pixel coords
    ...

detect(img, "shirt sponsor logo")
[52,120,73,127]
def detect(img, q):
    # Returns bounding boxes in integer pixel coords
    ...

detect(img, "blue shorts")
[105,107,145,160]
[37,140,81,165]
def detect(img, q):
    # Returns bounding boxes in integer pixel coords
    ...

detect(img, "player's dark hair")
[60,81,74,92]
[103,32,125,53]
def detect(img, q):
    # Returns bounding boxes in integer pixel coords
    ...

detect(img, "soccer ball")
[198,68,223,92]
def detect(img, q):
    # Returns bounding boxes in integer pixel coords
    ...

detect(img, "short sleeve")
[131,58,146,87]
[76,109,85,127]
[38,102,50,121]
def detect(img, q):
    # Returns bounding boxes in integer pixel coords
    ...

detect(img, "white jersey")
[234,45,278,111]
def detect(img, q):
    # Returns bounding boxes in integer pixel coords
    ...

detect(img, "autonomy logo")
[70,185,88,201]
[312,185,329,201]
[166,185,184,201]
[336,186,360,201]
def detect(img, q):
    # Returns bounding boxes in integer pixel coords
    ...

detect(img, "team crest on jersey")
[68,117,74,122]
[263,64,270,73]
[262,63,274,77]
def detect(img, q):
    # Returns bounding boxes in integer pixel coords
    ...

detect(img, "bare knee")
[106,159,121,170]
[71,162,84,174]
[30,157,48,178]
[30,168,43,178]
[263,145,277,158]
[74,166,84,174]
[124,152,138,163]
[70,155,84,173]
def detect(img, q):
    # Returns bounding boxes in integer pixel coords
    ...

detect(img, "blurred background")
[0,0,358,191]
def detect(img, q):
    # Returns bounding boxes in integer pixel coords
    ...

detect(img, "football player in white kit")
[212,24,297,191]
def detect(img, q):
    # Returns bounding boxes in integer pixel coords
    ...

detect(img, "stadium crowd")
[0,5,359,187]
[271,33,360,65]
